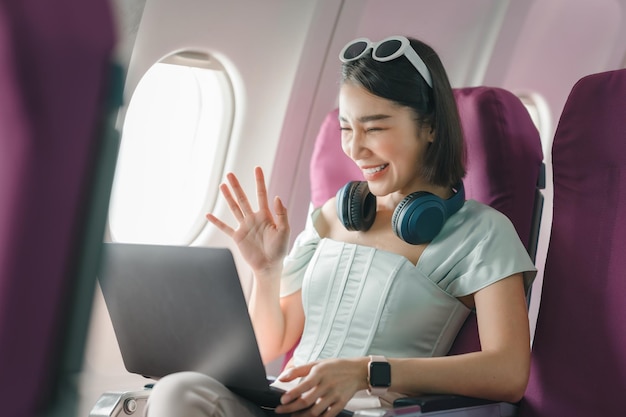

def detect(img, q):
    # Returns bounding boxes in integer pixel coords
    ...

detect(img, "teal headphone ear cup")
[391,182,465,245]
[336,181,376,231]
[391,192,446,244]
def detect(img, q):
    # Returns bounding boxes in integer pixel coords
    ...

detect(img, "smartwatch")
[367,355,391,396]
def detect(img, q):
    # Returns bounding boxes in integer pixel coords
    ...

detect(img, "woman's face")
[338,82,434,200]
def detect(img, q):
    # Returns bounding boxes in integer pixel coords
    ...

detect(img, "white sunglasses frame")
[339,36,433,88]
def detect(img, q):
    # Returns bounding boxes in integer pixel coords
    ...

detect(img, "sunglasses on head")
[339,36,433,88]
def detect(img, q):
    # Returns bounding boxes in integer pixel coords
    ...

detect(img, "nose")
[343,128,368,161]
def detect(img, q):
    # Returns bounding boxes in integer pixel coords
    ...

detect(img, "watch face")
[369,362,391,387]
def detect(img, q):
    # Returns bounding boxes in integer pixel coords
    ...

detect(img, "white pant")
[144,372,271,417]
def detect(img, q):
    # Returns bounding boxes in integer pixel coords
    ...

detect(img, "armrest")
[394,395,496,412]
[89,386,152,417]
[393,395,518,416]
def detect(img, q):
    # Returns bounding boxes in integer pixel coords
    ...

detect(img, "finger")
[323,403,344,417]
[280,369,319,406]
[254,166,271,212]
[279,363,314,382]
[286,400,340,417]
[219,183,245,222]
[276,384,322,415]
[280,379,316,405]
[205,213,235,237]
[226,172,255,215]
[274,196,289,232]
[275,395,310,415]
[307,392,346,417]
[302,390,333,416]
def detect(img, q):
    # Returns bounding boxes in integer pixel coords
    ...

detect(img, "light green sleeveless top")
[280,200,536,365]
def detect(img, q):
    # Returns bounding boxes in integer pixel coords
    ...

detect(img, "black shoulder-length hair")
[340,37,466,188]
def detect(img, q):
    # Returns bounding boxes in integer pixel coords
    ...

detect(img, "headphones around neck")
[335,181,465,245]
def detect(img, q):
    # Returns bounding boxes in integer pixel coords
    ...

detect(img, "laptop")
[97,242,290,409]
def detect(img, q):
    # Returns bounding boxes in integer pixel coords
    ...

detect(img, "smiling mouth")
[362,164,388,175]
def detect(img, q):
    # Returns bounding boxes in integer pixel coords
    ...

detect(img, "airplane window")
[517,91,553,146]
[109,51,234,245]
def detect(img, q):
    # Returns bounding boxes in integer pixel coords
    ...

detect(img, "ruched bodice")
[280,200,536,365]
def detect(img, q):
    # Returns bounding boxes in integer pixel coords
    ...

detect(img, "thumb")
[274,196,290,231]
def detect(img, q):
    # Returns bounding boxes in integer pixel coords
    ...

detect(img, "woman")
[146,35,536,417]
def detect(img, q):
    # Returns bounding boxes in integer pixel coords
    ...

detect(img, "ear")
[425,125,435,143]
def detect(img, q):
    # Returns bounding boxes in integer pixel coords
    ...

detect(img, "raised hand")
[206,166,290,277]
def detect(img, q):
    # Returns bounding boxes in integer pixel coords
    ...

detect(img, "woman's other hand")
[275,358,368,417]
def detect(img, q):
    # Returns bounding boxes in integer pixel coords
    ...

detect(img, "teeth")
[363,164,388,175]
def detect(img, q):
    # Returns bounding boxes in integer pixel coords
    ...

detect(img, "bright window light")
[109,52,233,245]
[517,91,553,146]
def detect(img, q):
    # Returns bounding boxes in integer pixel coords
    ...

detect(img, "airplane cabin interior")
[1,0,625,416]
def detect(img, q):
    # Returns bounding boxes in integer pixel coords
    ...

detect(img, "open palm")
[206,166,290,275]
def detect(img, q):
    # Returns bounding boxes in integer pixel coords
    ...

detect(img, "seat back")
[447,87,544,354]
[0,2,118,416]
[520,69,626,416]
[308,87,544,356]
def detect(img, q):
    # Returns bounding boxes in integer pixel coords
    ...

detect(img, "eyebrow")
[339,114,392,123]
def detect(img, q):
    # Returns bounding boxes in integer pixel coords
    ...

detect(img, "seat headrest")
[309,108,363,208]
[455,86,543,248]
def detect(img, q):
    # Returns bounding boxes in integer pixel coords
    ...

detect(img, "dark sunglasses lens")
[375,39,402,59]
[343,41,368,60]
